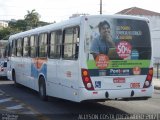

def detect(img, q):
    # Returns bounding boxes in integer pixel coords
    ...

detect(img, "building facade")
[0,21,8,29]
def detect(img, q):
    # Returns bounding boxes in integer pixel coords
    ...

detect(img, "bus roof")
[9,14,149,40]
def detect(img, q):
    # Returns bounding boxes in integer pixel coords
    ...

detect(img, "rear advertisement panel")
[86,18,151,76]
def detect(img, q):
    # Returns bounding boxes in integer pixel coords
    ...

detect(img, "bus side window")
[30,35,37,58]
[4,43,9,58]
[62,26,80,60]
[6,42,11,57]
[11,41,13,56]
[23,37,30,57]
[38,33,48,58]
[49,30,62,59]
[17,38,23,57]
[8,42,11,57]
[12,39,17,57]
[74,27,80,58]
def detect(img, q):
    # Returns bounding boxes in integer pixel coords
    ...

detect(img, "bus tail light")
[143,68,153,88]
[0,67,4,71]
[81,69,94,90]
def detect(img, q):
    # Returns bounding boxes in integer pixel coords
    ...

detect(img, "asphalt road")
[0,79,160,120]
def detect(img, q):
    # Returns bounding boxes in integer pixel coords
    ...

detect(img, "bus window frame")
[62,26,80,60]
[23,36,30,57]
[48,30,62,59]
[30,34,38,58]
[16,38,23,57]
[12,39,17,57]
[38,32,49,58]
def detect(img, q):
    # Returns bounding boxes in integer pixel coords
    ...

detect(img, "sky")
[0,0,160,23]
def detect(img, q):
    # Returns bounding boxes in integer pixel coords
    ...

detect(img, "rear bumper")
[78,86,154,102]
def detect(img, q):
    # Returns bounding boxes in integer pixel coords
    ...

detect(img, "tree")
[0,28,11,40]
[38,21,51,26]
[9,20,27,31]
[24,9,41,28]
[0,10,51,40]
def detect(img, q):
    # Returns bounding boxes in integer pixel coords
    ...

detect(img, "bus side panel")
[46,59,63,98]
[56,60,79,102]
[31,58,47,91]
[13,57,24,84]
[7,57,12,80]
[22,58,34,89]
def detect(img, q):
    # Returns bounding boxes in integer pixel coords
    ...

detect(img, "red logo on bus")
[95,54,109,69]
[116,41,132,59]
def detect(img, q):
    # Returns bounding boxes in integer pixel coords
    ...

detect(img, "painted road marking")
[21,111,36,114]
[0,89,50,120]
[6,104,23,110]
[0,89,5,94]
[0,98,12,103]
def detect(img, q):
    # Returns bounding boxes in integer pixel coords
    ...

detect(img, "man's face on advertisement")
[100,24,111,39]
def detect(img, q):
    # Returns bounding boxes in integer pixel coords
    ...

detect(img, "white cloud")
[0,0,160,22]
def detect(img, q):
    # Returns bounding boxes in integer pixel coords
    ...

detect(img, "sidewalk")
[153,77,160,90]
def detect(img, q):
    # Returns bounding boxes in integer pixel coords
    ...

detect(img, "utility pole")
[100,0,102,14]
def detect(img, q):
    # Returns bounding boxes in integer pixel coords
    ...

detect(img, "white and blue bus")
[7,15,153,102]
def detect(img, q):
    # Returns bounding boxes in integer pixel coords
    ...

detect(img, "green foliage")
[0,9,51,40]
[24,9,41,28]
[0,28,11,40]
[9,20,27,31]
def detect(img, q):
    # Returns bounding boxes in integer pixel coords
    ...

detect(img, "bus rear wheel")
[12,71,19,87]
[39,77,48,101]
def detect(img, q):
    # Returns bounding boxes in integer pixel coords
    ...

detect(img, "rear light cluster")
[0,67,4,71]
[81,69,94,90]
[143,68,153,88]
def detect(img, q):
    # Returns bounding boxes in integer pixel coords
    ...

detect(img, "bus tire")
[39,77,48,101]
[12,71,19,87]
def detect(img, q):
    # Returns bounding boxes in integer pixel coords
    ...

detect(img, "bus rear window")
[3,62,7,67]
[88,18,151,61]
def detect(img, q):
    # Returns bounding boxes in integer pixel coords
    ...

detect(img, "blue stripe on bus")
[31,63,47,80]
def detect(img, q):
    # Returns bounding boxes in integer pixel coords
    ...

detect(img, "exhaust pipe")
[131,90,134,97]
[105,91,109,98]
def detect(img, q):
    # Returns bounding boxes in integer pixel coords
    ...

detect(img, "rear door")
[47,30,62,97]
[57,26,80,100]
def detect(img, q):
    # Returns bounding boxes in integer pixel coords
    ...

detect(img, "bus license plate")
[130,83,140,88]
